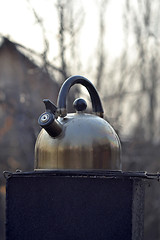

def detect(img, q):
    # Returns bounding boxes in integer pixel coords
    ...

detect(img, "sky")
[0,0,125,62]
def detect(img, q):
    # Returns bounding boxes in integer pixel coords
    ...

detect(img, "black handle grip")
[57,75,104,118]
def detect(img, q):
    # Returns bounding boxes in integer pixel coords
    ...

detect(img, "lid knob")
[73,98,87,112]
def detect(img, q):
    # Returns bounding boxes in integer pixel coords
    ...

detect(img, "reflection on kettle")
[34,75,121,170]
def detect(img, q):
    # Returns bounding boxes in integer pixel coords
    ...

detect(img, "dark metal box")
[5,170,145,240]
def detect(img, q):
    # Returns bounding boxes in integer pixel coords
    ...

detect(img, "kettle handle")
[57,75,104,118]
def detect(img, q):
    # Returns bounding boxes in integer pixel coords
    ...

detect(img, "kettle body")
[34,75,121,170]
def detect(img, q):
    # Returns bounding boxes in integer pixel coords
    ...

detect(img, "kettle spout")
[38,99,63,138]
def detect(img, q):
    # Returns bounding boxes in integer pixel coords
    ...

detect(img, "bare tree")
[121,0,160,142]
[56,0,68,80]
[27,0,84,83]
[95,0,108,91]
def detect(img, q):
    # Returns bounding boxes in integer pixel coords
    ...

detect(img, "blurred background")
[0,0,160,239]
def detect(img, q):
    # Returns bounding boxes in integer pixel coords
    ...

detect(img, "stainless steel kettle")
[34,75,121,170]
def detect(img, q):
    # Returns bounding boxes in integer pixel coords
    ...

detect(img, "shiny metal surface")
[35,112,121,170]
[35,75,121,170]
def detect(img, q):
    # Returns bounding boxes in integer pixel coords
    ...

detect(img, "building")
[0,37,60,173]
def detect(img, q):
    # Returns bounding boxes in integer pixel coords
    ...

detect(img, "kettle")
[35,75,121,170]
